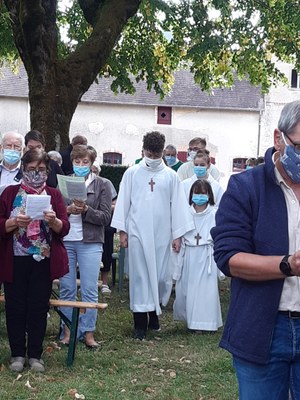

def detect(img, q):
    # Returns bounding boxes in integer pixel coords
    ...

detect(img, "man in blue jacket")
[211,100,300,400]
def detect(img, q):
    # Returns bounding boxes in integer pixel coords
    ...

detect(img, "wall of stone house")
[260,61,300,154]
[0,97,29,136]
[70,101,260,187]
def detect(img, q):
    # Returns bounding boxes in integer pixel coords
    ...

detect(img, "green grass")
[0,279,238,400]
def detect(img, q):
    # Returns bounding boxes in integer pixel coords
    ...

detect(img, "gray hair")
[48,150,62,166]
[278,100,300,136]
[165,144,177,153]
[1,131,24,147]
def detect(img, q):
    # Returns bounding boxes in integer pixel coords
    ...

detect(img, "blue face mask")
[3,149,21,165]
[280,134,300,183]
[73,165,90,177]
[245,165,253,170]
[165,156,176,166]
[194,166,207,178]
[192,194,209,206]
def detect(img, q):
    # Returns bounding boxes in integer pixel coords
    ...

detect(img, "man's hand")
[289,252,300,275]
[120,231,128,248]
[172,238,181,253]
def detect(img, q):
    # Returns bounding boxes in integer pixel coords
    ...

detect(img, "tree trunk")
[4,0,141,150]
[28,64,79,150]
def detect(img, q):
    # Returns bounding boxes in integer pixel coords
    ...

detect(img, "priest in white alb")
[111,131,194,340]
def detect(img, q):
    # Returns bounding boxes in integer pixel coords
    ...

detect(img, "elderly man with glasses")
[211,100,300,399]
[0,132,24,191]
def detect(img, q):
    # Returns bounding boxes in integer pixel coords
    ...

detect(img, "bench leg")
[67,308,80,367]
[53,306,80,368]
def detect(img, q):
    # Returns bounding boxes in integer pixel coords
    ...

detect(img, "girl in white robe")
[173,179,223,332]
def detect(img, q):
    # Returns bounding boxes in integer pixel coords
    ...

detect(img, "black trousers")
[133,311,159,331]
[4,256,52,359]
[101,226,116,272]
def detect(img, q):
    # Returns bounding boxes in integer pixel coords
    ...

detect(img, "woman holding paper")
[0,149,70,373]
[59,144,112,349]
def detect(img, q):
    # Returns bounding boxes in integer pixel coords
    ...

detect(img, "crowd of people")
[1,99,300,399]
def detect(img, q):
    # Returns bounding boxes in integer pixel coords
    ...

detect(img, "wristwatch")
[279,255,293,277]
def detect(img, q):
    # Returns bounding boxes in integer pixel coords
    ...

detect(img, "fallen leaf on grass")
[50,341,62,350]
[45,346,53,353]
[74,394,85,399]
[179,357,191,364]
[144,387,155,393]
[159,369,165,373]
[131,379,137,384]
[46,377,57,382]
[178,344,185,348]
[0,364,5,372]
[68,388,78,398]
[151,357,159,361]
[14,374,22,382]
[25,380,35,390]
[154,337,162,341]
[167,370,176,378]
[120,389,126,393]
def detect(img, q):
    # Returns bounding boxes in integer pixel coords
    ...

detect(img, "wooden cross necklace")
[194,232,201,245]
[148,177,156,192]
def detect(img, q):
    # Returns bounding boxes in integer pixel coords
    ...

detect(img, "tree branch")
[65,0,141,98]
[4,0,58,74]
[78,0,104,26]
[4,1,27,61]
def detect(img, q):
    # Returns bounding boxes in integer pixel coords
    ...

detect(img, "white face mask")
[187,150,197,161]
[144,156,162,169]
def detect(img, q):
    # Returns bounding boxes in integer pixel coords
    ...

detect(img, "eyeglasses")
[188,146,205,152]
[282,132,300,151]
[26,167,47,173]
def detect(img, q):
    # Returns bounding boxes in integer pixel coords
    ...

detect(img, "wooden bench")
[0,294,108,368]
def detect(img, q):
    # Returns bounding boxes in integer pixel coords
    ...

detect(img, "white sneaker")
[101,284,111,294]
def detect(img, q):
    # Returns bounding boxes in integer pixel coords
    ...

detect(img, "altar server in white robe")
[112,131,194,340]
[182,150,224,207]
[173,179,223,332]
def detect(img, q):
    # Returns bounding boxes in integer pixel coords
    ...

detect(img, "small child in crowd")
[173,179,223,333]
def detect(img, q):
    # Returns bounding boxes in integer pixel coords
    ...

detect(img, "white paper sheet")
[57,174,87,200]
[25,195,51,220]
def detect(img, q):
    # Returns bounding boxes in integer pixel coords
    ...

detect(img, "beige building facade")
[0,64,299,187]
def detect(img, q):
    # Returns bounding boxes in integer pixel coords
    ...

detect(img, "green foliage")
[0,6,19,66]
[100,164,128,193]
[57,1,91,57]
[1,0,300,96]
[101,0,300,94]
